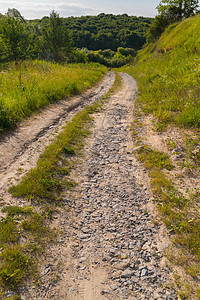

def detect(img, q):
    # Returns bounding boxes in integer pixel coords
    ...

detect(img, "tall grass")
[120,14,200,128]
[0,60,107,130]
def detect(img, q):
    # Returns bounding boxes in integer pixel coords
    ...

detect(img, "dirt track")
[0,72,177,299]
[0,72,114,208]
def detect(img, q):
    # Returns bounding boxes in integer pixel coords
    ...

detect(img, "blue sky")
[0,0,159,19]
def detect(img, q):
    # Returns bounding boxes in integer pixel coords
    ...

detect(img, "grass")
[119,14,200,130]
[0,60,107,131]
[9,104,97,201]
[137,145,174,170]
[0,206,56,289]
[135,143,200,298]
[0,72,122,293]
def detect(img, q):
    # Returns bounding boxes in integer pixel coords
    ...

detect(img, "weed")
[0,245,31,287]
[166,139,177,150]
[137,146,174,171]
[63,146,75,155]
[2,205,32,217]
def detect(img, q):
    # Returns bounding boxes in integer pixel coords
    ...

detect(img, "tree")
[42,11,74,62]
[147,0,199,41]
[0,9,30,61]
[157,0,199,21]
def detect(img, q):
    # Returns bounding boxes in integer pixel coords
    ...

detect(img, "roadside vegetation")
[132,131,200,299]
[119,5,200,298]
[0,60,107,131]
[0,73,122,295]
[121,13,200,130]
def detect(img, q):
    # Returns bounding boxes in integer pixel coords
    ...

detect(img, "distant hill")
[34,14,153,51]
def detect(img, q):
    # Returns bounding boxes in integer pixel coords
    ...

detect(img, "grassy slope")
[0,60,107,130]
[121,14,200,129]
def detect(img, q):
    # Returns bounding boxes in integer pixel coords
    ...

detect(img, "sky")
[0,0,159,19]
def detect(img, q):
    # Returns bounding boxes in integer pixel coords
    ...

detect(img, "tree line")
[39,13,152,51]
[0,9,152,66]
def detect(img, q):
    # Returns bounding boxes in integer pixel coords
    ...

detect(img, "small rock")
[122,269,134,278]
[77,234,91,239]
[131,277,139,284]
[111,286,118,291]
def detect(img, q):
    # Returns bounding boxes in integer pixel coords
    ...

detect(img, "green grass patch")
[9,108,92,201]
[0,60,107,131]
[137,146,174,170]
[0,206,56,289]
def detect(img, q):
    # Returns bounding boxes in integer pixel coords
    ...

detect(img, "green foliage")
[147,14,171,42]
[0,9,152,63]
[39,14,152,52]
[0,60,107,130]
[74,47,136,67]
[157,0,199,20]
[147,0,199,41]
[0,10,31,61]
[42,10,74,62]
[120,14,200,128]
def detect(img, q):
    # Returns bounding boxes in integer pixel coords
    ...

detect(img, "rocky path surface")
[28,73,177,300]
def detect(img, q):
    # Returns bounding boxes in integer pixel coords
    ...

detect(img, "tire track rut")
[29,73,177,299]
[0,72,114,203]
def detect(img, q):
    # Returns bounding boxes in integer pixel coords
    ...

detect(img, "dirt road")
[0,72,114,208]
[0,72,176,299]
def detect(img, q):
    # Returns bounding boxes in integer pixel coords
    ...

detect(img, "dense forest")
[0,9,153,67]
[35,14,153,51]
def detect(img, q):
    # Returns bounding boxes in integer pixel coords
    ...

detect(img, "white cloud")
[0,0,157,19]
[0,1,99,19]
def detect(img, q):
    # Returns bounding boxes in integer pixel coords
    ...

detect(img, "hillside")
[123,13,200,129]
